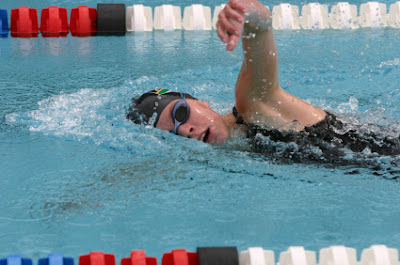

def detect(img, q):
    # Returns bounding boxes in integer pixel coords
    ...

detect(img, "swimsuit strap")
[232,106,245,125]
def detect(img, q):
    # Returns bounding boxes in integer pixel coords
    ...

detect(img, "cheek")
[156,115,174,131]
[191,108,215,124]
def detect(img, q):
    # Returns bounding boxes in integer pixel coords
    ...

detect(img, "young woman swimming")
[127,0,400,159]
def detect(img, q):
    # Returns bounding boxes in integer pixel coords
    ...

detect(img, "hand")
[216,0,247,51]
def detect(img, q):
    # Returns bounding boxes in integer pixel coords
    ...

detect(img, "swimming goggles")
[171,92,190,134]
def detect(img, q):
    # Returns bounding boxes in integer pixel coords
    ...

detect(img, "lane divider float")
[40,6,69,37]
[70,5,97,37]
[0,245,399,265]
[0,8,9,36]
[38,254,74,265]
[79,252,115,265]
[121,250,156,265]
[0,255,32,265]
[1,2,400,38]
[197,247,238,265]
[97,4,126,36]
[10,7,38,37]
[162,249,197,265]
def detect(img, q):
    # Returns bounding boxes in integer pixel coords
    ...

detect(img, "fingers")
[217,20,240,51]
[226,34,240,51]
[224,2,245,25]
[218,4,244,35]
[216,21,228,43]
[216,0,248,51]
[229,0,247,14]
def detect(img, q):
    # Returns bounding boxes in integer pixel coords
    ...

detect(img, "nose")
[178,124,196,139]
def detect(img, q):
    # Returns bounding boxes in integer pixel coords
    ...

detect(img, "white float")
[278,246,317,265]
[329,2,359,29]
[272,4,300,30]
[360,245,399,265]
[126,5,153,31]
[300,3,329,29]
[183,4,212,30]
[239,247,275,265]
[319,246,357,265]
[358,2,388,27]
[154,5,182,30]
[388,2,400,28]
[212,4,226,29]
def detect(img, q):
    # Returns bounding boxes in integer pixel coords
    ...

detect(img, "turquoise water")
[1,0,400,262]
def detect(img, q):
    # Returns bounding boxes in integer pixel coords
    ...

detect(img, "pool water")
[1,0,400,262]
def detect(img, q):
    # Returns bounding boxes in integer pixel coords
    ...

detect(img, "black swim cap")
[126,88,196,127]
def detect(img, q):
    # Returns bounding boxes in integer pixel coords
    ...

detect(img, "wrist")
[242,0,272,30]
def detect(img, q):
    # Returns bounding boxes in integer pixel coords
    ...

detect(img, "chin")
[211,126,229,145]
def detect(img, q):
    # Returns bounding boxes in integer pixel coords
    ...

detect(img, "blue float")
[0,255,32,265]
[0,9,9,37]
[38,254,74,265]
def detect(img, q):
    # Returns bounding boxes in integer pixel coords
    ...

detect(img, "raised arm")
[217,0,280,114]
[217,0,326,127]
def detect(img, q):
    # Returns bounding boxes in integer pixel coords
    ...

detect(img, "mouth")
[200,128,211,143]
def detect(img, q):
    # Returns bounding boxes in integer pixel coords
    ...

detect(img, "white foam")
[379,58,400,67]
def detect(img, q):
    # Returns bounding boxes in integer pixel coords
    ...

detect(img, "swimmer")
[127,0,400,158]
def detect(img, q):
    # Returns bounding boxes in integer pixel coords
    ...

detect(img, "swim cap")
[126,88,196,127]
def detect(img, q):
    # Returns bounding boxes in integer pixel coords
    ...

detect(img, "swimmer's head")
[126,88,196,127]
[127,88,229,144]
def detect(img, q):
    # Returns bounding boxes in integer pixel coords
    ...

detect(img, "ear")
[199,100,210,108]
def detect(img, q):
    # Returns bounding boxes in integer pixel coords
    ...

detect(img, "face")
[156,99,229,145]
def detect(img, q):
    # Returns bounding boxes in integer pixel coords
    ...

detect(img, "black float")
[197,247,238,265]
[97,4,126,36]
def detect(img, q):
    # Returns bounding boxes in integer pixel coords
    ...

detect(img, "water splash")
[5,65,400,174]
[5,71,236,158]
[379,58,400,67]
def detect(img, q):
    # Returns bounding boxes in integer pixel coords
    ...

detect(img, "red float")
[121,250,157,265]
[79,252,115,265]
[70,6,97,37]
[40,6,69,37]
[10,7,39,37]
[162,250,198,265]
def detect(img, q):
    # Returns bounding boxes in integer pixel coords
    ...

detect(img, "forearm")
[240,0,278,84]
[240,0,276,65]
[236,0,280,107]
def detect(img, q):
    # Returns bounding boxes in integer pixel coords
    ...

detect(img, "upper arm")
[235,5,281,112]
